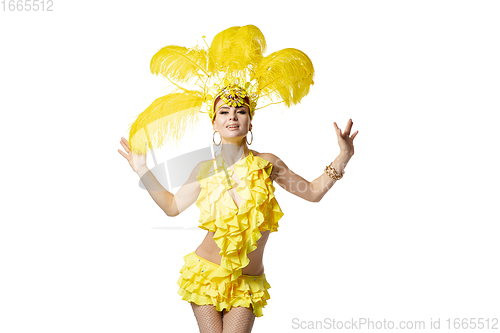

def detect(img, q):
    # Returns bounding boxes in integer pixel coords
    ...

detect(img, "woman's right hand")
[118,137,147,173]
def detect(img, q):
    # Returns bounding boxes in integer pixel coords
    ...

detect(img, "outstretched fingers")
[334,120,357,140]
[118,137,132,161]
[120,137,131,154]
[344,119,353,136]
[334,122,342,136]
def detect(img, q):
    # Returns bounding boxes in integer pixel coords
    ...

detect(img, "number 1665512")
[1,0,54,11]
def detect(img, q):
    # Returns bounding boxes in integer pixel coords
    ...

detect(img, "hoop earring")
[213,131,221,146]
[246,130,253,145]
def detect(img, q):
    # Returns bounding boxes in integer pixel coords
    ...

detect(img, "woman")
[118,25,358,332]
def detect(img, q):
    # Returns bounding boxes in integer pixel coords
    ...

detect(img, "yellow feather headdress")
[128,25,314,154]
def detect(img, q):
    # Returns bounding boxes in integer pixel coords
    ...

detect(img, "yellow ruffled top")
[195,150,284,284]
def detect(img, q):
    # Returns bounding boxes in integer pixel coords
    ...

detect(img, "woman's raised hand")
[118,137,148,173]
[333,119,358,156]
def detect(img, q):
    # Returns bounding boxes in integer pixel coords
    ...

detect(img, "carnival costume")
[127,25,315,317]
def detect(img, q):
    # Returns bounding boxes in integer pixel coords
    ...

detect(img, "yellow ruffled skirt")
[177,251,271,317]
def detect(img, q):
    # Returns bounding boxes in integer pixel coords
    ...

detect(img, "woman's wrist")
[136,165,150,178]
[329,152,352,174]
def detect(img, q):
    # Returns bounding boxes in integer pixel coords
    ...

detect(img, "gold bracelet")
[324,164,344,180]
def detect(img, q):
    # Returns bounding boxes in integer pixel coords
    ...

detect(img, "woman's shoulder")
[194,158,216,177]
[251,149,277,165]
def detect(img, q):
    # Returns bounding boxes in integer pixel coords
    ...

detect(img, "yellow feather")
[127,26,316,152]
[254,48,315,107]
[128,91,205,155]
[208,25,267,74]
[150,45,209,84]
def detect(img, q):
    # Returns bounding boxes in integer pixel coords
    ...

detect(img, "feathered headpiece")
[128,25,314,154]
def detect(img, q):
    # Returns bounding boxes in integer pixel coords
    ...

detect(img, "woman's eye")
[220,111,246,114]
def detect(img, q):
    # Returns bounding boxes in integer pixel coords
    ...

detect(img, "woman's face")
[212,99,252,140]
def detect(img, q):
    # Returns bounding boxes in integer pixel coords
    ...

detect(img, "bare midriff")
[195,229,270,276]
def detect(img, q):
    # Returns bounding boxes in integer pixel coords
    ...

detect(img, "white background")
[1,0,499,332]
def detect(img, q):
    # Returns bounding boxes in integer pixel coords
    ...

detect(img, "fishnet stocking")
[191,303,223,333]
[222,306,256,333]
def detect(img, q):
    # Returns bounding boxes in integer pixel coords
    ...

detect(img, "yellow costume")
[177,150,283,317]
[126,25,315,318]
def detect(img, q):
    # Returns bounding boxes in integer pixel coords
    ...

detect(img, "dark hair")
[213,95,252,122]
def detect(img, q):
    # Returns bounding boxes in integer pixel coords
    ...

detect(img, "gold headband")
[211,81,257,121]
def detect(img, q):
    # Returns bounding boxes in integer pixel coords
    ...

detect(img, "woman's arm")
[119,137,202,217]
[264,119,357,202]
[136,162,202,216]
[263,152,351,202]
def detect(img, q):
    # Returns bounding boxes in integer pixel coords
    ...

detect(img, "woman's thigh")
[222,306,256,333]
[191,303,223,333]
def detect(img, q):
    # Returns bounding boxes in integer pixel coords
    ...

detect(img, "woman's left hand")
[334,119,358,156]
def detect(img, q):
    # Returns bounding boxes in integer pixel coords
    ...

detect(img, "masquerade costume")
[178,149,283,317]
[127,25,314,317]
